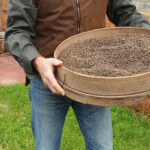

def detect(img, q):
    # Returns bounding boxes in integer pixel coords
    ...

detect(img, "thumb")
[50,58,63,66]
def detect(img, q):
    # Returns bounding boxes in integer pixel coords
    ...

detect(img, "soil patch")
[129,102,150,118]
[59,34,150,77]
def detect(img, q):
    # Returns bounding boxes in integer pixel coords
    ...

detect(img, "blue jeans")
[29,77,113,150]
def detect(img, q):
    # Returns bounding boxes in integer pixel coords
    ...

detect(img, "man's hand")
[32,56,65,96]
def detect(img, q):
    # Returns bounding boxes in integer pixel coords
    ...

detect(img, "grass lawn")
[0,85,150,150]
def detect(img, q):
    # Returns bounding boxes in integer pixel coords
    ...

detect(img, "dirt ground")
[129,101,150,118]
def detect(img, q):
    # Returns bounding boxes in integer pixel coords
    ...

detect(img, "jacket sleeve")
[4,0,40,79]
[107,0,150,29]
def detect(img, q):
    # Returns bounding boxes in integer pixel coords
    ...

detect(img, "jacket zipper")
[76,0,81,34]
[32,0,36,7]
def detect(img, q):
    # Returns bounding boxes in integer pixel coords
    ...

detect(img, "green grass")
[0,85,150,150]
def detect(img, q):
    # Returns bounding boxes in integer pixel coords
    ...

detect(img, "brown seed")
[59,34,150,77]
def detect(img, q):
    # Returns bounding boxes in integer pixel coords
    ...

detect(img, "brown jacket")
[33,0,108,57]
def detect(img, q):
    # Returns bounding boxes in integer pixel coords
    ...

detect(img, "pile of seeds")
[59,34,150,77]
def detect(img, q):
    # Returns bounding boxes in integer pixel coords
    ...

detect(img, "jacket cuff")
[22,44,40,61]
[22,44,41,76]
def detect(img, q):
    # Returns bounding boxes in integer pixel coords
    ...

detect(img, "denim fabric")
[29,77,113,150]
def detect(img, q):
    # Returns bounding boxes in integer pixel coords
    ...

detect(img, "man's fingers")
[43,77,65,96]
[50,58,63,66]
[47,72,65,96]
[46,82,61,95]
[36,57,65,95]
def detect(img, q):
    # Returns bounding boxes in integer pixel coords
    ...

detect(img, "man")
[5,0,150,150]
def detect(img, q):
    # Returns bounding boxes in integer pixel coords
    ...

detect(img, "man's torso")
[32,0,108,57]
